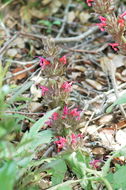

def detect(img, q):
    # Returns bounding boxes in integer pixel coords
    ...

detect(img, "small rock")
[7,48,18,57]
[29,102,42,112]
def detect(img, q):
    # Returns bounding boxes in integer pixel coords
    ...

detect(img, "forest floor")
[1,0,126,190]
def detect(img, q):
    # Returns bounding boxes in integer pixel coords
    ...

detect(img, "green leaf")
[16,129,54,167]
[113,165,126,189]
[31,129,53,149]
[0,161,17,190]
[28,107,60,136]
[14,96,32,102]
[64,151,88,179]
[21,107,60,143]
[53,20,61,26]
[44,159,67,186]
[11,113,35,123]
[38,20,52,27]
[107,165,126,189]
[0,116,18,138]
[0,141,16,159]
[101,150,120,177]
[2,0,12,3]
[57,185,72,190]
[9,81,33,103]
[101,156,113,177]
[106,93,126,113]
[29,158,55,168]
[16,107,60,166]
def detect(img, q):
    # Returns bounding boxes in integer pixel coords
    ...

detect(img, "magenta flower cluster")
[35,49,83,150]
[39,81,73,96]
[45,106,81,127]
[37,55,67,70]
[86,0,126,53]
[54,133,83,152]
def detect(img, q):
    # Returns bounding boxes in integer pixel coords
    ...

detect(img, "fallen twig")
[4,59,37,66]
[2,110,44,116]
[43,145,54,157]
[68,43,108,54]
[19,26,99,43]
[56,0,72,38]
[4,62,38,80]
[87,82,126,106]
[0,33,19,56]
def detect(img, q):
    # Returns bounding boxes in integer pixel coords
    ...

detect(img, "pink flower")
[52,112,59,120]
[62,106,81,120]
[62,106,69,119]
[59,55,67,65]
[45,120,53,126]
[39,85,49,96]
[120,11,126,18]
[71,133,83,144]
[45,112,59,126]
[77,134,83,138]
[71,133,77,144]
[109,43,119,51]
[118,18,125,27]
[63,106,69,115]
[69,108,81,120]
[86,0,94,6]
[36,56,50,69]
[96,16,107,31]
[54,137,67,152]
[118,12,126,28]
[90,160,102,169]
[61,81,73,92]
[99,16,107,23]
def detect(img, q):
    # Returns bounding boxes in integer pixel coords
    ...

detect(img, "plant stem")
[85,168,113,190]
[101,177,113,190]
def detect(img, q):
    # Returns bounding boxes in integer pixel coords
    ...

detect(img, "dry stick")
[68,43,108,54]
[54,26,99,43]
[83,111,95,134]
[2,110,44,116]
[4,59,37,66]
[43,145,54,157]
[90,124,104,135]
[0,33,19,56]
[4,62,38,80]
[19,26,99,43]
[56,0,72,38]
[87,82,126,106]
[32,24,59,33]
[109,61,126,118]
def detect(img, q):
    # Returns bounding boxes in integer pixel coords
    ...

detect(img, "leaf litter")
[1,0,126,189]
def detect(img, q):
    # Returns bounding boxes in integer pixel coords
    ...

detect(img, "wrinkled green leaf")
[64,151,88,179]
[44,159,67,186]
[16,107,60,166]
[114,165,126,189]
[107,165,126,189]
[9,81,33,103]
